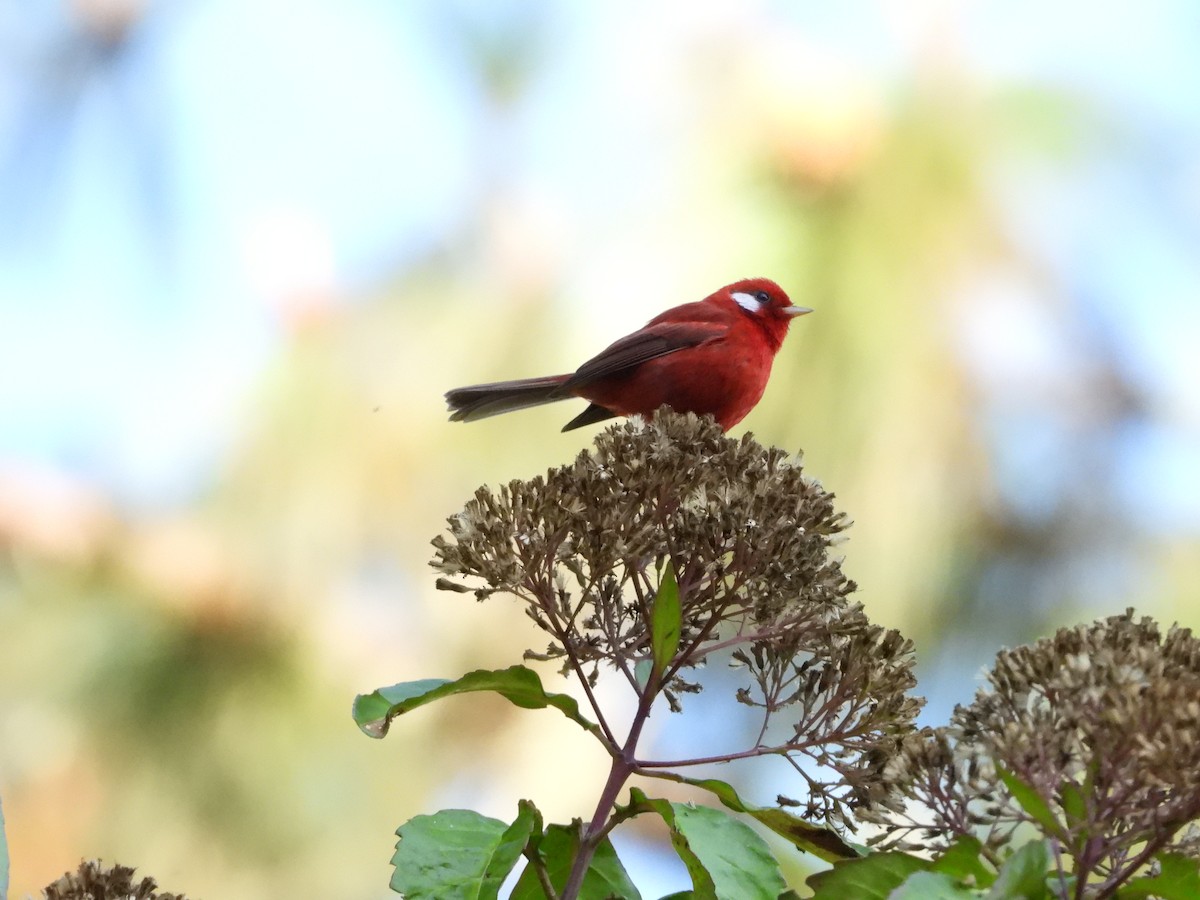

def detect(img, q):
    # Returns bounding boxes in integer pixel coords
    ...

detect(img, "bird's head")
[723,278,812,348]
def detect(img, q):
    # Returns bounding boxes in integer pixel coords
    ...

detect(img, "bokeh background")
[1,1,1198,896]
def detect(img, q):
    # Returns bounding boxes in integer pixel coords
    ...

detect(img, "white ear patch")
[731,291,761,312]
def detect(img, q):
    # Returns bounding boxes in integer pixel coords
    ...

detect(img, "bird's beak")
[782,306,813,318]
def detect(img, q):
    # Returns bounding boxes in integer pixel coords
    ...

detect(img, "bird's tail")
[445,375,572,422]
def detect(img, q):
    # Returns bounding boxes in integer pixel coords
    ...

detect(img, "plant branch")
[523,844,560,900]
[530,579,619,750]
[560,672,659,900]
[633,744,785,769]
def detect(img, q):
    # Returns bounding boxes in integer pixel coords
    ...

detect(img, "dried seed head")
[861,610,1200,881]
[432,409,857,670]
[432,409,921,823]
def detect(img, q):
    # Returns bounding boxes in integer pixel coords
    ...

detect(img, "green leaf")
[650,563,682,678]
[617,790,715,900]
[492,802,542,885]
[353,666,599,739]
[620,789,786,900]
[807,852,929,899]
[635,657,654,689]
[892,871,984,898]
[996,767,1061,837]
[932,835,995,888]
[985,840,1051,900]
[672,804,787,900]
[1058,781,1087,828]
[1118,852,1200,900]
[639,772,859,862]
[510,823,641,900]
[389,808,520,899]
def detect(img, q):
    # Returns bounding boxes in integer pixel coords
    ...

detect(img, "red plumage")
[445,278,810,432]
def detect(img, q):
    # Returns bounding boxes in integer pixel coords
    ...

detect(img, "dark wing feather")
[561,402,619,432]
[564,321,728,388]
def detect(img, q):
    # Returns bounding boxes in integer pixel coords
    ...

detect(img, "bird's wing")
[565,320,729,387]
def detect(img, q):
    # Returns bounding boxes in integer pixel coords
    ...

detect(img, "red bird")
[445,278,811,432]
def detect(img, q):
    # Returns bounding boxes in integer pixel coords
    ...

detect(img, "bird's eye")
[731,290,766,312]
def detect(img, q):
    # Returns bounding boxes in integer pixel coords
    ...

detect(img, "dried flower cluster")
[43,859,187,900]
[432,409,921,823]
[864,609,1200,893]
